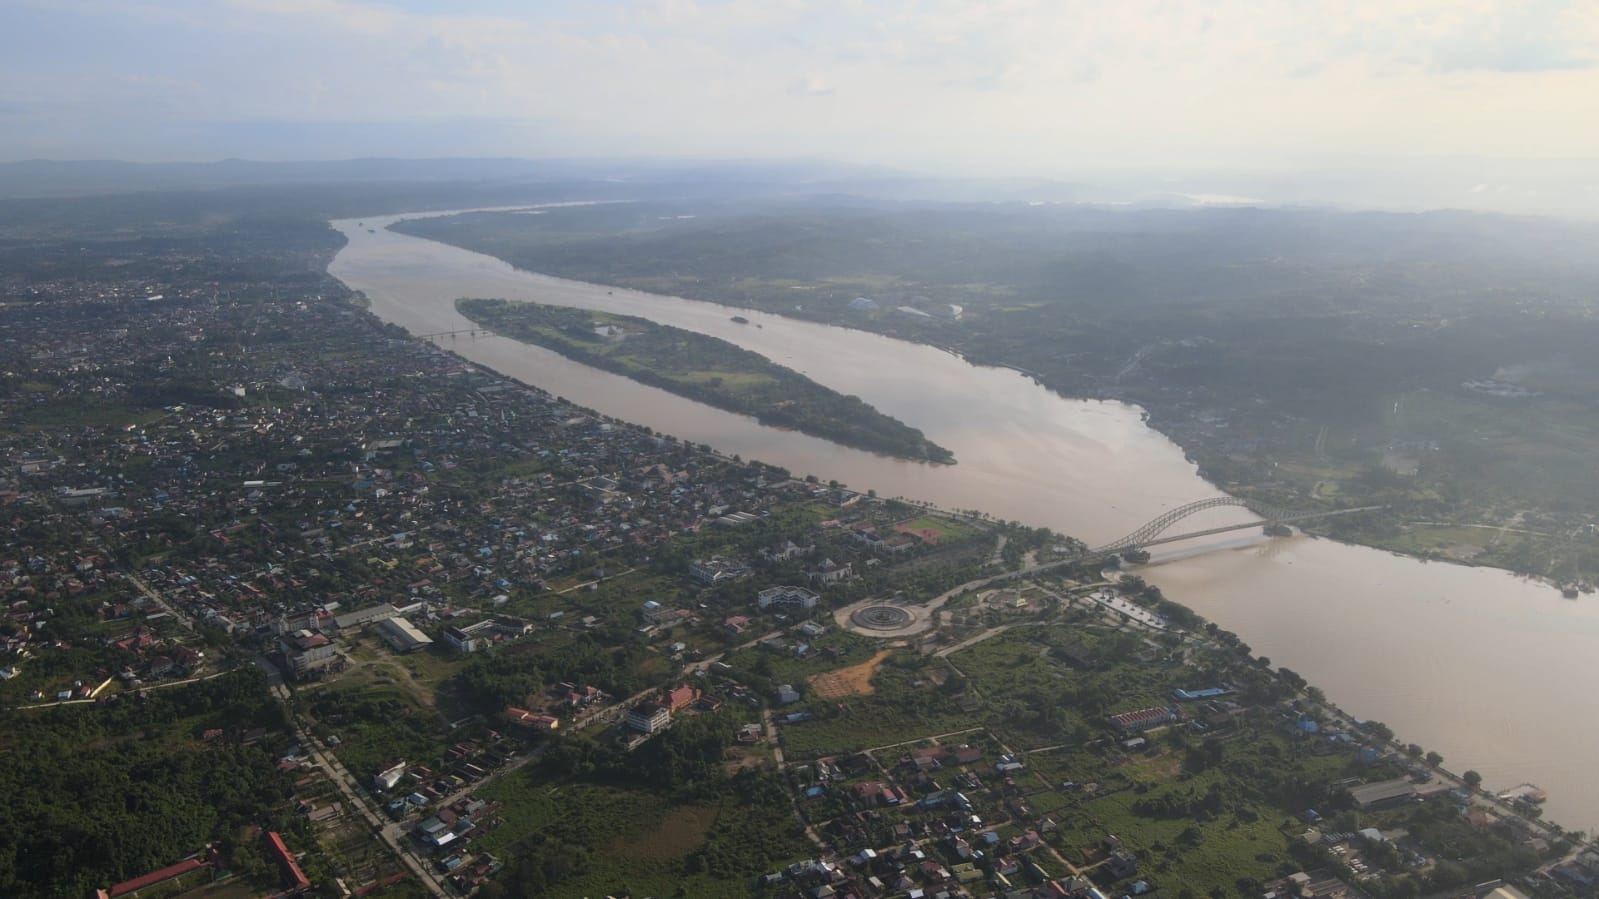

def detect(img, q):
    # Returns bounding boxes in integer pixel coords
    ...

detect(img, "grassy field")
[1033,730,1360,894]
[1384,524,1523,561]
[721,630,880,687]
[776,659,976,758]
[472,769,574,857]
[896,514,984,543]
[307,675,450,779]
[610,804,721,860]
[949,627,1188,750]
[477,771,810,899]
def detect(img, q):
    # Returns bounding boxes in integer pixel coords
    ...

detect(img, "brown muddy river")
[332,208,1599,829]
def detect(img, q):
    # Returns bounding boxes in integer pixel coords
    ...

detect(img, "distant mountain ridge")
[0,156,914,198]
[7,154,1589,217]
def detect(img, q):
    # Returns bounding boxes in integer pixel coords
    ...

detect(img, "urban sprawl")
[0,227,1592,899]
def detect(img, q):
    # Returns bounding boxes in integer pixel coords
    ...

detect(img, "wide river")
[331,208,1599,830]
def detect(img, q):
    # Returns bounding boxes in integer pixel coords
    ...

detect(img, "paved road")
[933,622,1043,658]
[761,706,785,767]
[263,659,452,898]
[987,534,1009,567]
[124,571,197,632]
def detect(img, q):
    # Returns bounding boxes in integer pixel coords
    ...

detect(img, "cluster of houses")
[1,274,831,700]
[0,551,207,696]
[496,681,609,734]
[371,734,518,820]
[774,739,1145,899]
[698,547,854,594]
[400,794,508,889]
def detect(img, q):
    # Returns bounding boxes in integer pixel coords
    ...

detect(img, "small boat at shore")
[730,315,750,324]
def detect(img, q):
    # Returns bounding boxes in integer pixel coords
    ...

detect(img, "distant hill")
[0,156,915,199]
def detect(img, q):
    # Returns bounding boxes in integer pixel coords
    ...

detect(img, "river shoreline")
[330,208,1599,830]
[387,212,1571,595]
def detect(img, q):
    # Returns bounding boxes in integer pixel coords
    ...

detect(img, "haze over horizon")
[4,0,1599,215]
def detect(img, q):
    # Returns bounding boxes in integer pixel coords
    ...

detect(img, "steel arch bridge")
[1090,497,1382,556]
[1094,497,1269,553]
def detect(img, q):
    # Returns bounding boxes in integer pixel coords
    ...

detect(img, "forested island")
[456,297,956,464]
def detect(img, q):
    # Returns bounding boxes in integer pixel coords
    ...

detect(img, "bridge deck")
[1091,504,1384,555]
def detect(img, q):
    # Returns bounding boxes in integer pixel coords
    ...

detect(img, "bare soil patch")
[723,747,767,775]
[808,649,893,699]
[1125,750,1184,781]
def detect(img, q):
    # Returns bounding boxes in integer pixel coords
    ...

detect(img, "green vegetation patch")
[306,679,449,777]
[457,297,955,464]
[0,671,293,899]
[478,731,812,899]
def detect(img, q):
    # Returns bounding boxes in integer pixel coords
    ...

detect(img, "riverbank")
[390,206,1599,592]
[333,211,1599,831]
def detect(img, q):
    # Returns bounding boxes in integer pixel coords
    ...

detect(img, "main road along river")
[330,209,1599,830]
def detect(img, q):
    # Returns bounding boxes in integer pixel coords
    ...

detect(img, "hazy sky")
[4,0,1599,173]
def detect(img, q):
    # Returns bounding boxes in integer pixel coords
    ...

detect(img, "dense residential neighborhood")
[0,204,1588,899]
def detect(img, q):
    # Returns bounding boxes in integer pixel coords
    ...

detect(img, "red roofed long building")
[265,831,311,893]
[1109,707,1179,733]
[97,857,208,899]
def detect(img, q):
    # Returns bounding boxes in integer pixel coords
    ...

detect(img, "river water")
[330,209,1599,830]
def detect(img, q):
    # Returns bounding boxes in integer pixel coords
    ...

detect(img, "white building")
[377,617,433,653]
[333,602,397,631]
[626,701,671,734]
[278,630,339,679]
[805,558,853,586]
[757,586,820,612]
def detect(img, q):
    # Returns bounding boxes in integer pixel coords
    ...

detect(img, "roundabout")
[850,605,914,631]
[835,596,937,637]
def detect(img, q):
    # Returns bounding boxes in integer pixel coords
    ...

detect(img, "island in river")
[457,297,956,464]
[399,205,1599,590]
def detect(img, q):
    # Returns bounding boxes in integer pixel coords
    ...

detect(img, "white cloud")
[2,0,1598,170]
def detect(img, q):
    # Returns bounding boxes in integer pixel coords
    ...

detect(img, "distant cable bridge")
[417,328,496,340]
[1089,497,1385,557]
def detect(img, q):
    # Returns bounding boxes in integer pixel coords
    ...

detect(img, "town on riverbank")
[2,201,1594,899]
